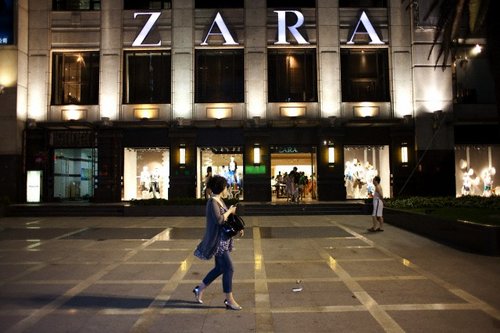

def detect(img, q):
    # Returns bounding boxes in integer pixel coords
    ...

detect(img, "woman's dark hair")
[373,176,381,183]
[207,175,227,194]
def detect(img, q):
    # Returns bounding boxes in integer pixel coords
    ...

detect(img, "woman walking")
[193,175,243,310]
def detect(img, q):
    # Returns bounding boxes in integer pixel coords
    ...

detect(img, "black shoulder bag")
[222,214,245,237]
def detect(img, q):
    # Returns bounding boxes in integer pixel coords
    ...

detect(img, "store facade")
[1,0,497,203]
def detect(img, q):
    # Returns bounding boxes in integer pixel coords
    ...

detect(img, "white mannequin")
[140,166,151,199]
[151,167,161,198]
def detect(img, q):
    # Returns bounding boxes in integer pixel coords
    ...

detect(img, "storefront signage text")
[132,10,384,47]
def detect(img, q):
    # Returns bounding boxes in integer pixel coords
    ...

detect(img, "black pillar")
[94,129,123,202]
[317,127,346,200]
[169,129,197,199]
[243,129,271,202]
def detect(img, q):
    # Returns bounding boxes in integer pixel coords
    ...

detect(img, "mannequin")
[344,161,354,198]
[481,167,496,197]
[140,166,151,199]
[365,163,378,198]
[228,156,237,188]
[150,167,161,198]
[352,159,365,198]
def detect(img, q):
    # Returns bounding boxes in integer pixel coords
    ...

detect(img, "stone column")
[171,0,194,120]
[317,0,340,118]
[100,0,122,120]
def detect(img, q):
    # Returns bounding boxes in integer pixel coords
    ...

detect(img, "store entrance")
[271,146,317,203]
[53,148,97,201]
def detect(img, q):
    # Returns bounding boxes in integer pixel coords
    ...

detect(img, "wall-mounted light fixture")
[62,108,87,121]
[353,105,379,118]
[401,144,408,165]
[253,145,261,165]
[328,146,335,165]
[134,108,159,120]
[179,145,186,166]
[280,106,306,117]
[207,107,232,119]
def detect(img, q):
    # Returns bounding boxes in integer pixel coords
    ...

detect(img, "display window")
[53,148,97,200]
[455,145,498,197]
[197,147,243,200]
[270,146,317,203]
[123,148,170,200]
[344,145,390,199]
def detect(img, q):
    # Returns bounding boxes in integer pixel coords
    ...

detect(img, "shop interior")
[123,148,170,200]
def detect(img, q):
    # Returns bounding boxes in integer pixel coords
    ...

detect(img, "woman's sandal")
[193,286,203,304]
[367,227,378,232]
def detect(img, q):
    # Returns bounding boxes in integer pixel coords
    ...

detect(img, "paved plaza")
[1,214,500,332]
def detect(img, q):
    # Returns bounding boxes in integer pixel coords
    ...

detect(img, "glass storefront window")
[268,49,317,102]
[195,50,244,103]
[123,148,170,200]
[197,147,243,200]
[341,49,390,102]
[454,47,496,104]
[123,51,171,104]
[455,145,498,197]
[54,148,97,200]
[52,52,100,105]
[344,145,390,199]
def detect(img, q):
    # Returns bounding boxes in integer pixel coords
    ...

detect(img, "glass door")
[53,148,97,200]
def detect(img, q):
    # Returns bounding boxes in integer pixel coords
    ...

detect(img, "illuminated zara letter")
[201,12,239,46]
[274,10,309,45]
[347,11,384,45]
[132,12,162,47]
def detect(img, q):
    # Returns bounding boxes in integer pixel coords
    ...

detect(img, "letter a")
[347,11,384,45]
[201,12,239,46]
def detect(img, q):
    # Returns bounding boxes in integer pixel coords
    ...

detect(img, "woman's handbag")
[222,214,245,237]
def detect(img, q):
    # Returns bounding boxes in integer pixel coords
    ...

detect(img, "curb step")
[6,202,368,217]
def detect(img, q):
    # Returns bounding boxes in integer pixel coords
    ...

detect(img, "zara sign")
[132,10,384,47]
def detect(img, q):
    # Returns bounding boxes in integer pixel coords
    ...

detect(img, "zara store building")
[0,0,498,203]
